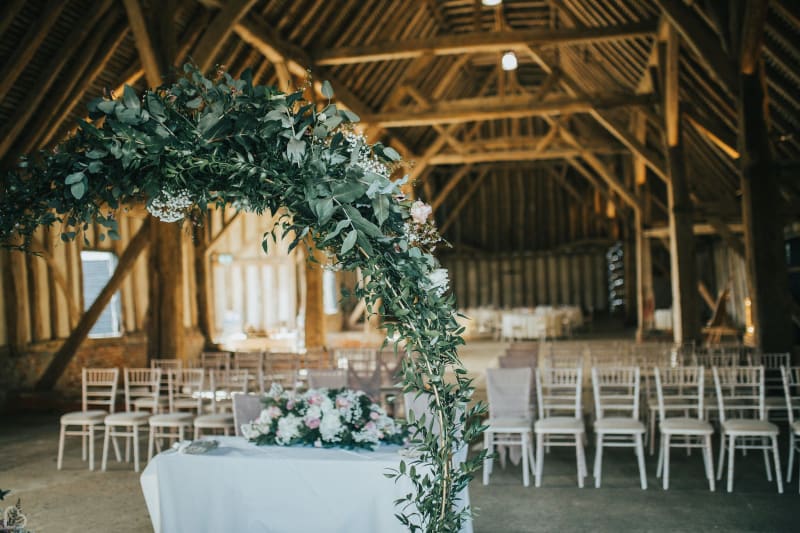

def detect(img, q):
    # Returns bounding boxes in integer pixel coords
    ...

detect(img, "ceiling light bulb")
[482,0,502,5]
[501,51,518,71]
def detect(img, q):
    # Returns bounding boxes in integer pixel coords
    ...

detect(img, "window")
[81,250,123,338]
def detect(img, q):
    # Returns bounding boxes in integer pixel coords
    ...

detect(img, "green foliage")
[0,64,486,532]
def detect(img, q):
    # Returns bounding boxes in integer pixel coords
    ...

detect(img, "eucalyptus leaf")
[321,80,335,99]
[341,229,357,255]
[70,181,86,199]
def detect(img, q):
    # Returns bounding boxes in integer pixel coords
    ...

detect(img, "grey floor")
[1,414,796,532]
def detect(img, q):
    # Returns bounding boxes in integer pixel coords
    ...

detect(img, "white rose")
[319,412,343,442]
[425,268,449,296]
[276,414,302,445]
[241,424,258,439]
[409,201,432,224]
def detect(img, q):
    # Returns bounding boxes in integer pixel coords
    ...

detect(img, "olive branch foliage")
[0,64,487,532]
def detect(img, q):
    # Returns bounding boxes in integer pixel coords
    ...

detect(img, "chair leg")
[703,435,715,492]
[148,426,156,461]
[535,432,544,488]
[125,435,131,463]
[662,435,671,490]
[133,425,141,473]
[522,433,530,487]
[635,434,647,490]
[594,434,603,488]
[482,431,492,485]
[101,426,111,471]
[575,434,586,489]
[716,432,726,481]
[57,424,66,470]
[727,434,736,493]
[787,433,796,482]
[194,426,200,440]
[762,437,773,482]
[82,426,87,461]
[111,435,122,462]
[649,412,656,456]
[88,426,95,471]
[771,436,784,494]
[656,434,664,478]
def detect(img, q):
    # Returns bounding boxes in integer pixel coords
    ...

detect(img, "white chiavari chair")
[263,352,300,390]
[57,368,119,471]
[336,348,381,400]
[533,366,586,488]
[654,366,715,491]
[780,366,800,491]
[102,368,160,472]
[233,351,265,393]
[307,369,348,389]
[591,366,647,489]
[200,351,231,371]
[754,352,792,420]
[194,370,249,439]
[171,368,205,414]
[148,371,194,460]
[483,368,536,487]
[713,366,783,493]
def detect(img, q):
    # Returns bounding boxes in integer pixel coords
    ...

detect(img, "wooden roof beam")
[590,110,669,182]
[431,164,474,212]
[429,148,583,165]
[439,170,490,234]
[653,0,737,96]
[192,0,259,72]
[370,93,654,128]
[123,0,165,87]
[314,22,657,65]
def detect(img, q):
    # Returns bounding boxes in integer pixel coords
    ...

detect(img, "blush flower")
[409,201,432,224]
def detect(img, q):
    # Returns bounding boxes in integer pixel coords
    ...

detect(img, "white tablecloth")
[140,437,472,533]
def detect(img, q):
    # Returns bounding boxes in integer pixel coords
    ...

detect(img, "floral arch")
[0,65,483,532]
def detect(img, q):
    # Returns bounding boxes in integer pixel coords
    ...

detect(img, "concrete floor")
[1,334,797,532]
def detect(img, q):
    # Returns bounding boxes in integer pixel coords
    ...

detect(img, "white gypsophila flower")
[319,411,344,442]
[409,200,432,224]
[275,414,302,445]
[241,423,258,439]
[268,382,284,399]
[343,130,389,178]
[146,188,193,223]
[424,268,449,297]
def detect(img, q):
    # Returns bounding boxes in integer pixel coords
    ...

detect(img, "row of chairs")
[56,366,355,473]
[483,364,800,494]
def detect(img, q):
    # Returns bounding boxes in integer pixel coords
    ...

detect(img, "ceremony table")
[141,436,473,533]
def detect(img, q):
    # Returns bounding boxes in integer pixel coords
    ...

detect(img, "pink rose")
[308,394,322,405]
[409,201,432,224]
[305,417,321,429]
[286,400,295,411]
[370,411,380,420]
[336,397,350,409]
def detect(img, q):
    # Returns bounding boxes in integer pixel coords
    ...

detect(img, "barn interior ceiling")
[0,0,798,256]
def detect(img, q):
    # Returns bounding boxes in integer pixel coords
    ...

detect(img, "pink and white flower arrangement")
[242,385,406,450]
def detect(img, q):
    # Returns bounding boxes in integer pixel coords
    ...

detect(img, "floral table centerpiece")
[242,385,406,450]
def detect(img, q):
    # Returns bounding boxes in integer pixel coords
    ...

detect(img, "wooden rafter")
[439,169,491,234]
[193,0,259,71]
[313,23,657,65]
[123,0,164,87]
[431,164,474,212]
[369,93,654,128]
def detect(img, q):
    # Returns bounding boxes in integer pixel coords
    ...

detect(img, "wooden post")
[35,219,151,390]
[663,26,700,343]
[635,210,655,341]
[304,243,325,350]
[147,219,185,362]
[738,15,793,352]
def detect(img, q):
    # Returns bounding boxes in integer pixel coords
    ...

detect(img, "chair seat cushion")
[595,417,645,434]
[173,398,201,408]
[105,412,150,425]
[61,410,107,424]
[194,413,234,428]
[535,416,584,434]
[722,419,778,435]
[764,397,785,407]
[660,417,713,435]
[149,413,193,427]
[486,417,532,433]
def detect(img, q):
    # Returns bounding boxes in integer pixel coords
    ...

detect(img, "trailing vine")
[0,64,485,532]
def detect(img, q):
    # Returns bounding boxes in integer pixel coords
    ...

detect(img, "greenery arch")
[0,64,484,532]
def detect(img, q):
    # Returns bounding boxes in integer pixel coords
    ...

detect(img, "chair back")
[694,351,738,368]
[209,369,249,412]
[713,366,765,422]
[200,351,231,371]
[336,348,381,399]
[82,368,119,413]
[590,347,632,368]
[536,366,582,420]
[755,352,791,397]
[233,393,264,437]
[542,350,584,370]
[172,368,205,412]
[234,351,264,372]
[781,366,800,425]
[308,369,348,389]
[264,352,300,389]
[151,358,182,371]
[654,366,705,422]
[591,366,641,420]
[486,367,532,420]
[124,368,161,412]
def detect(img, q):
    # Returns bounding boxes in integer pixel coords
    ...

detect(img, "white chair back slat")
[82,368,119,413]
[713,366,765,422]
[781,366,800,425]
[335,348,381,399]
[124,368,161,412]
[592,366,641,420]
[200,351,231,371]
[536,367,582,419]
[486,367,532,420]
[209,369,249,413]
[654,366,705,422]
[151,359,182,371]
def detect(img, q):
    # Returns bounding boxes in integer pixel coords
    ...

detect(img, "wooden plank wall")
[209,210,300,339]
[441,249,608,311]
